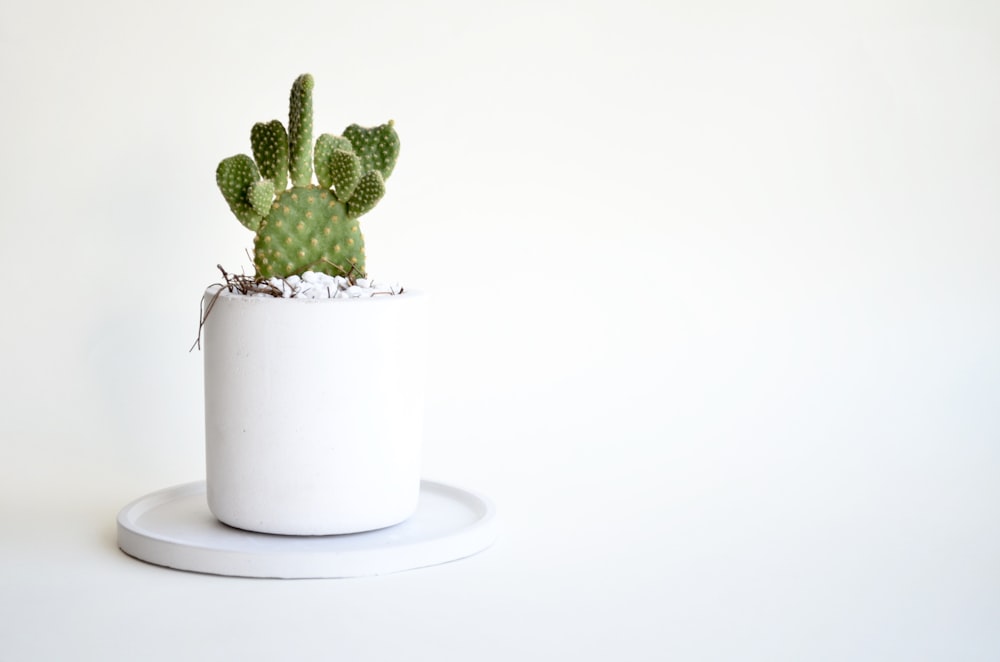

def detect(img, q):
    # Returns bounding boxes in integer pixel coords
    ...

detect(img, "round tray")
[117,480,496,578]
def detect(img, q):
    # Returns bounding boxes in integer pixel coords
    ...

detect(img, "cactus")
[216,74,399,279]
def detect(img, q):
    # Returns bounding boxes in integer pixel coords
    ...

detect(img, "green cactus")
[216,74,399,279]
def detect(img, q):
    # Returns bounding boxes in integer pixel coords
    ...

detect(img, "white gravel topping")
[253,272,402,298]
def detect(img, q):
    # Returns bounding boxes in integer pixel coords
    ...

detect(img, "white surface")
[203,287,426,534]
[117,480,496,578]
[2,1,999,661]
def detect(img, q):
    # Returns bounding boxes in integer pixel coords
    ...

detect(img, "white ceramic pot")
[201,287,427,535]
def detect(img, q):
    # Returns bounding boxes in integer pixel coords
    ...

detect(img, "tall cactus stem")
[288,74,314,187]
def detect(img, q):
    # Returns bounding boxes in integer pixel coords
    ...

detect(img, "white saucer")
[117,480,496,578]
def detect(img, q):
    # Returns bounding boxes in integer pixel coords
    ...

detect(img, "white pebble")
[239,273,405,299]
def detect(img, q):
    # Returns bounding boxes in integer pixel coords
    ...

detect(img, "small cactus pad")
[248,180,276,216]
[330,149,362,202]
[343,122,400,180]
[216,74,398,279]
[346,170,386,219]
[251,120,289,191]
[217,154,263,231]
[253,187,365,278]
[288,74,315,187]
[314,133,353,190]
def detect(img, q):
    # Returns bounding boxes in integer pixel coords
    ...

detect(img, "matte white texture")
[202,288,427,534]
[116,480,495,578]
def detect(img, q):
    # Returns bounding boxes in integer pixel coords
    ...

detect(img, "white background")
[1,0,998,660]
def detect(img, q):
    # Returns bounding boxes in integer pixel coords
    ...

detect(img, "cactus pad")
[248,180,276,216]
[216,155,263,231]
[346,171,385,219]
[215,74,399,279]
[343,121,400,180]
[251,120,289,191]
[253,187,363,278]
[314,133,353,190]
[329,149,363,202]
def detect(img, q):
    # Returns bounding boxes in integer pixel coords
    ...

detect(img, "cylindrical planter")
[202,286,427,535]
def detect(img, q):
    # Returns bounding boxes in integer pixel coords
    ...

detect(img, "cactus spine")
[216,74,399,279]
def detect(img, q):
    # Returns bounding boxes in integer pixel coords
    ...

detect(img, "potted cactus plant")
[201,74,427,536]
